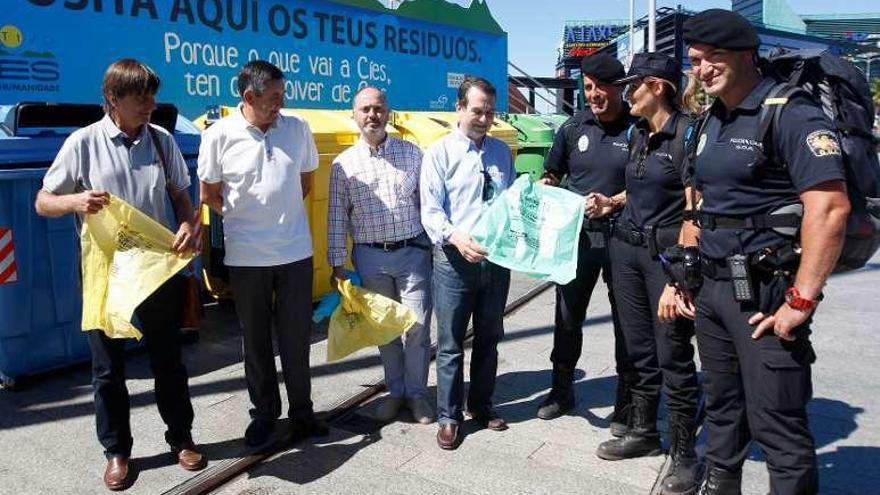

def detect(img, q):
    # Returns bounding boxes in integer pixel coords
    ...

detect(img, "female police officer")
[589,53,700,495]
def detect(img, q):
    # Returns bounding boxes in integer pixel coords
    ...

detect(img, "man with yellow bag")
[328,87,434,424]
[35,59,205,491]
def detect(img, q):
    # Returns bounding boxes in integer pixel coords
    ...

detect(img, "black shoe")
[697,465,742,495]
[537,367,576,420]
[536,387,575,420]
[244,419,276,447]
[661,415,699,495]
[289,416,329,442]
[596,394,662,461]
[596,432,662,460]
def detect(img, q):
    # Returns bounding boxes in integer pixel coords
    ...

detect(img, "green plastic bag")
[326,279,418,362]
[471,175,585,284]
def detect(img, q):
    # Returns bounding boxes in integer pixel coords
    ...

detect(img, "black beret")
[580,54,626,84]
[683,9,760,50]
[614,52,681,89]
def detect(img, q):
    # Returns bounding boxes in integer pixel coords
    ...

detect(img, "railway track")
[162,281,553,495]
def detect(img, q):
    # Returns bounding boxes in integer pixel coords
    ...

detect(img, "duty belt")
[583,219,611,233]
[360,236,428,251]
[698,212,801,231]
[701,257,733,280]
[612,223,650,247]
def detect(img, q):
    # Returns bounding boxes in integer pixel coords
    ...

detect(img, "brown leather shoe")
[103,456,129,491]
[466,408,508,431]
[436,423,460,450]
[173,442,207,471]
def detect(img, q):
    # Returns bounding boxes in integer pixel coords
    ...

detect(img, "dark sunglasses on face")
[481,169,494,202]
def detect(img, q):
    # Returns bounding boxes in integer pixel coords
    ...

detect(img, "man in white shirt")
[199,61,327,447]
[327,87,433,424]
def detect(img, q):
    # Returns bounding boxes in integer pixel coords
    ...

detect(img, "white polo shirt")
[198,107,319,267]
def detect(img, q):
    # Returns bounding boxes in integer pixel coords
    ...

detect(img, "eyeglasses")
[624,78,646,101]
[481,169,494,202]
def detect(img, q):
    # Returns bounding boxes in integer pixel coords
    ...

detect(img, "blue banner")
[3,0,508,119]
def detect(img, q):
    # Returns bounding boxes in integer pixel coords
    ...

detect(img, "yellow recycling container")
[389,111,452,149]
[194,106,399,301]
[414,112,519,159]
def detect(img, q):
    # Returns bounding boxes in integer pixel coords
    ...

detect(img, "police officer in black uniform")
[589,52,700,495]
[682,9,851,495]
[538,54,638,432]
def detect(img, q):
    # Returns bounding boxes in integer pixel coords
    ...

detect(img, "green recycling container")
[504,114,562,181]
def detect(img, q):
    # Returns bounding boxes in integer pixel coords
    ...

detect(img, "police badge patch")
[696,133,707,156]
[578,134,590,152]
[805,130,841,157]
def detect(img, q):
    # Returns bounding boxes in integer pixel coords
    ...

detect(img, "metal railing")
[508,60,579,115]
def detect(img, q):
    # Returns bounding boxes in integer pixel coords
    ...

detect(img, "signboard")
[3,0,508,118]
[562,22,628,59]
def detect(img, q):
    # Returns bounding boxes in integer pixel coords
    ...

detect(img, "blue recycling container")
[0,103,201,386]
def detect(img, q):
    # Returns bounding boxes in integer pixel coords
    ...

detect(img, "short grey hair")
[237,60,284,96]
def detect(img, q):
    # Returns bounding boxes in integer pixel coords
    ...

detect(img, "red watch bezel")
[785,287,818,311]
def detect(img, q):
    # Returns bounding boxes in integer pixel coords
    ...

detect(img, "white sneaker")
[407,397,436,425]
[374,396,403,422]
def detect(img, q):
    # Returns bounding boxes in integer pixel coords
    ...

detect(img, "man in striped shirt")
[327,87,434,424]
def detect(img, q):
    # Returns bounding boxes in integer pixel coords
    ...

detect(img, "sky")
[452,0,880,111]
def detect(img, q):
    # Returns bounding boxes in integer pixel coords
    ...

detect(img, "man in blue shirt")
[683,9,850,494]
[421,76,516,450]
[537,54,638,432]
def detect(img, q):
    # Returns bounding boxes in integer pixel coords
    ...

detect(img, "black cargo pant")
[551,228,634,378]
[609,237,699,418]
[229,257,315,422]
[696,271,818,495]
[88,274,194,459]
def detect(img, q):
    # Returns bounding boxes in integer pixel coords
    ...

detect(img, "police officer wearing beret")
[682,9,850,495]
[590,52,701,495]
[537,54,638,431]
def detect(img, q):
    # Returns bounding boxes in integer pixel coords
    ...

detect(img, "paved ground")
[1,261,879,494]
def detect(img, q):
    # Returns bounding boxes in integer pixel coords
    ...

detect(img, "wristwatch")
[785,286,819,311]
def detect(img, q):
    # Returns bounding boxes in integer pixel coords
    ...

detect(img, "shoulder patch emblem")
[805,130,841,157]
[696,133,707,156]
[578,134,590,153]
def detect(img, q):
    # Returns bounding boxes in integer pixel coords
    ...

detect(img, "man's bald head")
[352,86,390,145]
[353,86,387,109]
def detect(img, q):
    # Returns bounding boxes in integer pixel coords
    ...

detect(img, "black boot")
[537,367,575,420]
[596,394,662,460]
[661,415,698,495]
[697,465,742,495]
[610,371,636,437]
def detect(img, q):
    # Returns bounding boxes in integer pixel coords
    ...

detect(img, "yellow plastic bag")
[81,194,193,340]
[326,279,417,362]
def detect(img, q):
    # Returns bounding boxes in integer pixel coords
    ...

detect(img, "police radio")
[727,254,755,302]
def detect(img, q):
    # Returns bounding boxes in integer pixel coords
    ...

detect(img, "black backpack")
[694,48,880,272]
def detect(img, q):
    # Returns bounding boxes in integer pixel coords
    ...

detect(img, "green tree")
[872,78,880,108]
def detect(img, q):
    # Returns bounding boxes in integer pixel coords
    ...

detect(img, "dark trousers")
[696,275,818,495]
[229,258,314,422]
[551,230,633,377]
[89,275,193,459]
[433,245,510,425]
[609,237,698,417]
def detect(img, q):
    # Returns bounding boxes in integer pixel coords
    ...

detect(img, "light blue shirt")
[420,128,515,244]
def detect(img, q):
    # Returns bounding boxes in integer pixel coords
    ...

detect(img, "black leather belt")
[583,219,611,233]
[612,223,650,247]
[359,236,427,251]
[701,257,732,280]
